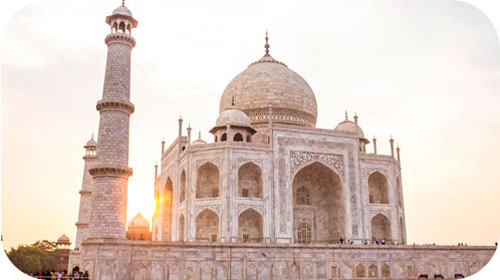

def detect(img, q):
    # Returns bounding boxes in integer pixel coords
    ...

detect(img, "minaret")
[74,135,97,250]
[88,2,138,239]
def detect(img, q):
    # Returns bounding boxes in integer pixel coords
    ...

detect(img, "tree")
[6,240,58,274]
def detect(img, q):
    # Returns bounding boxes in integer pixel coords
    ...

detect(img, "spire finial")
[198,131,202,140]
[354,112,358,124]
[122,0,125,6]
[91,133,94,140]
[345,111,348,120]
[265,31,270,56]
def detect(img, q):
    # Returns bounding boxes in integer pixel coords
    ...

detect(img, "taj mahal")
[67,2,495,280]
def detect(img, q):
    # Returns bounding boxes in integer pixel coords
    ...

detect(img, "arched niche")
[234,133,243,142]
[221,133,227,142]
[238,209,263,243]
[179,170,186,203]
[368,172,389,204]
[195,209,219,242]
[196,163,219,198]
[355,264,366,278]
[397,177,402,207]
[368,264,378,278]
[371,213,392,242]
[292,161,345,244]
[178,214,185,241]
[238,162,263,198]
[382,264,391,277]
[163,177,173,241]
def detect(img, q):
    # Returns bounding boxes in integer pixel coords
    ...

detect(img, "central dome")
[219,37,317,127]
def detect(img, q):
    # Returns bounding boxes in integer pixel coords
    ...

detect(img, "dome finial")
[122,0,125,6]
[354,112,358,124]
[345,111,348,120]
[265,31,270,56]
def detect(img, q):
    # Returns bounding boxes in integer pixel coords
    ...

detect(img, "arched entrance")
[238,162,263,198]
[195,209,219,242]
[368,172,389,204]
[238,209,263,243]
[292,161,345,243]
[196,163,219,198]
[371,213,392,242]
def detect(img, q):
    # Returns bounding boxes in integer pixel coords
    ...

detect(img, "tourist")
[83,271,89,280]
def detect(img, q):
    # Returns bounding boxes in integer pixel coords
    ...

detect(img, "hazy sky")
[2,0,500,251]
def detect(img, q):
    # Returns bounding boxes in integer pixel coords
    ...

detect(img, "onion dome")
[334,113,369,143]
[128,213,150,229]
[112,5,133,17]
[192,131,207,145]
[106,2,138,28]
[219,33,317,127]
[210,108,256,134]
[56,234,71,245]
[84,134,97,148]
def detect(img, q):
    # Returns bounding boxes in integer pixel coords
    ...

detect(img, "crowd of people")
[31,270,89,279]
[339,237,392,245]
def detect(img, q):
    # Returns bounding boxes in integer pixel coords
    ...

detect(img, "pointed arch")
[368,264,378,278]
[381,264,390,277]
[238,208,263,243]
[371,213,392,242]
[234,133,243,142]
[292,161,345,243]
[178,213,185,241]
[368,171,389,204]
[221,133,227,142]
[397,177,402,207]
[196,163,219,198]
[238,162,262,198]
[195,209,219,242]
[355,264,366,278]
[179,169,186,203]
[163,177,173,241]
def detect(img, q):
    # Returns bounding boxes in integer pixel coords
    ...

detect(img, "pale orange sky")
[2,0,500,251]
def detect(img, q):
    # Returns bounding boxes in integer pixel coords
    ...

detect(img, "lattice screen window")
[296,187,310,205]
[297,222,312,244]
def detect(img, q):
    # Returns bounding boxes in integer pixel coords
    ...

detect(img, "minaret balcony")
[96,99,135,114]
[105,32,136,47]
[89,164,133,178]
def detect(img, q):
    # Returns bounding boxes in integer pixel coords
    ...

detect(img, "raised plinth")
[76,240,496,280]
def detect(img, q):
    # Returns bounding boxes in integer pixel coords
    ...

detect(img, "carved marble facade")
[69,3,495,279]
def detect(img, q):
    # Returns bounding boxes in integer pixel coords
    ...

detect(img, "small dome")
[335,119,365,139]
[112,5,133,17]
[128,213,149,229]
[192,132,207,145]
[215,108,252,128]
[85,135,97,148]
[57,234,70,245]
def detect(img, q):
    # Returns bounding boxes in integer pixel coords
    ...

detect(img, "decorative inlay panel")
[237,204,266,216]
[196,157,221,169]
[237,158,264,168]
[290,151,344,178]
[195,205,221,216]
